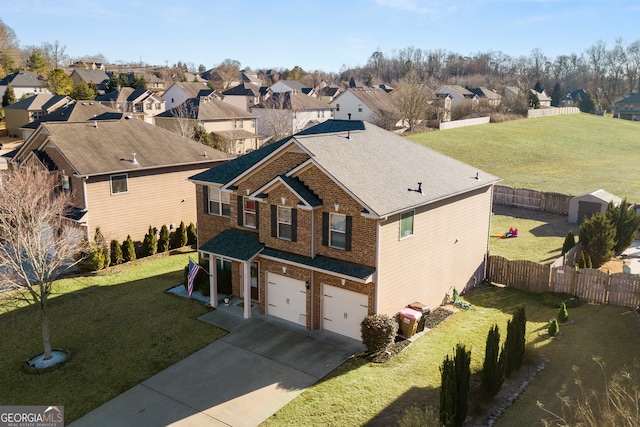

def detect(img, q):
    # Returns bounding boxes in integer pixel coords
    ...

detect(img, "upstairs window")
[358,104,363,112]
[207,187,230,217]
[400,210,414,239]
[110,174,128,194]
[243,197,257,228]
[277,206,292,240]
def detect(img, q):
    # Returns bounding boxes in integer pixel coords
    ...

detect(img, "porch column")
[209,255,218,308]
[243,261,251,319]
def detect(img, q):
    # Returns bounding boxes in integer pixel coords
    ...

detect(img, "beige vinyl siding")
[376,186,493,316]
[4,109,30,137]
[85,166,211,242]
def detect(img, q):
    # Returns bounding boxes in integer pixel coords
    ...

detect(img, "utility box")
[408,302,430,333]
[399,307,422,338]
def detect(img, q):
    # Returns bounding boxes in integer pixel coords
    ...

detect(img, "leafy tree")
[2,84,16,106]
[527,90,541,109]
[110,239,123,265]
[47,68,74,95]
[27,49,49,75]
[122,235,136,262]
[0,165,87,361]
[534,79,543,93]
[141,226,157,257]
[0,19,20,75]
[561,231,576,255]
[551,82,562,107]
[606,199,640,254]
[579,91,596,113]
[579,213,616,268]
[106,74,123,92]
[128,75,147,90]
[70,81,97,100]
[481,325,504,396]
[158,225,170,253]
[193,125,214,146]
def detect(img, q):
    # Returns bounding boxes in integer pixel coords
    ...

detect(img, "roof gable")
[0,70,47,88]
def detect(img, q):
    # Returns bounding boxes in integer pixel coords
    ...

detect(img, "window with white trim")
[400,210,414,239]
[330,213,347,249]
[244,197,257,228]
[208,187,230,217]
[110,174,128,194]
[277,206,292,240]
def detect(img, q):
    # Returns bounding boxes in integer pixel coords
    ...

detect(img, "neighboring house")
[435,85,478,108]
[0,70,50,100]
[241,70,263,86]
[503,86,521,100]
[613,93,640,121]
[69,69,110,93]
[3,94,72,137]
[154,95,259,156]
[181,72,207,83]
[468,87,502,106]
[314,86,341,103]
[250,91,335,138]
[122,72,166,93]
[162,82,218,110]
[69,61,105,70]
[17,101,122,142]
[560,89,587,107]
[95,88,165,123]
[11,118,230,242]
[330,88,395,123]
[532,89,552,108]
[189,119,499,340]
[257,69,280,82]
[269,80,312,94]
[222,82,268,111]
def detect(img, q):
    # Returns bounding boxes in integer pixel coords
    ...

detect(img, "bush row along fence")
[439,116,490,130]
[488,255,640,309]
[493,185,572,215]
[527,107,580,118]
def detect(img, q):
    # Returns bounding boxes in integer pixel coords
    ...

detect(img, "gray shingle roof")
[155,97,255,120]
[340,88,395,116]
[20,101,121,129]
[256,92,334,111]
[0,70,47,88]
[4,94,71,111]
[615,93,640,105]
[72,69,110,86]
[261,248,375,281]
[199,229,263,261]
[35,118,231,176]
[191,120,499,217]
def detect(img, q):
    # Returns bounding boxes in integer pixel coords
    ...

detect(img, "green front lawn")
[262,286,640,426]
[0,252,225,423]
[409,114,640,202]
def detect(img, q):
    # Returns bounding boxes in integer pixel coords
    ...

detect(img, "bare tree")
[215,58,241,91]
[0,166,87,360]
[171,101,197,139]
[0,19,20,76]
[41,40,69,69]
[391,76,435,132]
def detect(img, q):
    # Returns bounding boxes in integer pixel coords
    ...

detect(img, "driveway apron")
[70,305,364,427]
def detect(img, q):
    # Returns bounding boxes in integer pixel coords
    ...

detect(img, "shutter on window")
[203,186,208,214]
[237,196,243,226]
[322,212,329,246]
[291,208,297,242]
[345,216,353,251]
[271,205,277,237]
[255,202,260,230]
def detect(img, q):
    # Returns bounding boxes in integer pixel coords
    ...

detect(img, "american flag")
[187,259,201,298]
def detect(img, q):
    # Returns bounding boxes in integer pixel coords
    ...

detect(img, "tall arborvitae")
[141,225,157,257]
[110,239,123,265]
[440,354,456,427]
[122,235,136,262]
[481,325,504,396]
[158,225,170,253]
[440,344,471,427]
[500,306,527,378]
[561,231,576,255]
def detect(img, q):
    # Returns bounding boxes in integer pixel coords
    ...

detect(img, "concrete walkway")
[70,301,365,427]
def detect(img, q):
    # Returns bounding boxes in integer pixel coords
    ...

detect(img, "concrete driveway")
[70,305,364,427]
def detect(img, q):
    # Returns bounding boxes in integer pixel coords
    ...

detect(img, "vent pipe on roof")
[132,153,138,165]
[93,120,97,128]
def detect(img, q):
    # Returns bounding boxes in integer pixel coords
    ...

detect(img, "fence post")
[605,270,611,305]
[571,266,578,296]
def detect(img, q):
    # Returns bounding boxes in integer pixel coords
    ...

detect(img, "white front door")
[322,284,369,340]
[266,273,307,326]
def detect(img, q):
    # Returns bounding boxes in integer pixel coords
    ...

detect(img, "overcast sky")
[3,0,639,72]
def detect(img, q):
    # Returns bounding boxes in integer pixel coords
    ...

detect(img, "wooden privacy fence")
[488,255,640,309]
[493,185,572,215]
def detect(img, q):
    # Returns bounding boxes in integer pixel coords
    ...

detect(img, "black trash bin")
[408,302,431,333]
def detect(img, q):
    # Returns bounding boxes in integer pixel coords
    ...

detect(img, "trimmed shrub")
[183,261,209,296]
[141,225,158,257]
[579,212,616,268]
[94,227,110,268]
[360,314,398,354]
[548,319,559,336]
[481,324,504,396]
[158,225,170,253]
[122,235,136,262]
[187,222,197,246]
[78,244,107,271]
[171,221,188,249]
[110,239,123,265]
[561,231,576,255]
[577,250,586,268]
[558,302,569,323]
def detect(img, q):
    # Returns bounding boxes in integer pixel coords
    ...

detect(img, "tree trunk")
[40,302,52,360]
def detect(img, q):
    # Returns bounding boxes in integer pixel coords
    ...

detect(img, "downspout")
[81,176,90,240]
[209,255,218,308]
[243,260,251,319]
[311,210,316,258]
[484,186,495,282]
[374,219,381,314]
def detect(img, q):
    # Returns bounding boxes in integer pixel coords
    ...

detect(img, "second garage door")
[266,273,307,326]
[322,285,369,340]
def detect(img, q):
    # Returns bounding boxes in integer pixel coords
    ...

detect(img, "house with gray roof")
[269,79,312,94]
[162,82,219,110]
[95,87,165,122]
[613,93,640,121]
[222,82,268,111]
[69,69,110,93]
[3,93,72,137]
[189,119,499,340]
[435,85,478,108]
[330,88,395,124]
[0,70,50,100]
[468,87,502,106]
[11,118,230,242]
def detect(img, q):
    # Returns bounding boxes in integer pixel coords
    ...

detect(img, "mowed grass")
[490,205,579,263]
[262,286,640,426]
[0,252,225,423]
[408,114,640,202]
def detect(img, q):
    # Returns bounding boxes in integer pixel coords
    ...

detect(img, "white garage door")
[322,285,369,340]
[267,273,307,326]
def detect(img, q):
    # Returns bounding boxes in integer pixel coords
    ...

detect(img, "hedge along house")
[10,118,231,243]
[190,120,500,340]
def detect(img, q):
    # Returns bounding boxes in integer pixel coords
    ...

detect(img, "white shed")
[568,189,621,224]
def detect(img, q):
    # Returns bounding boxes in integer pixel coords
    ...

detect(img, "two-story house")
[222,82,268,112]
[95,87,165,123]
[11,118,230,242]
[69,69,111,93]
[162,82,219,110]
[613,93,640,121]
[330,87,395,123]
[0,70,50,101]
[189,120,499,340]
[3,93,73,137]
